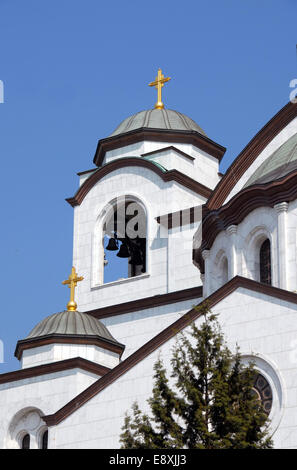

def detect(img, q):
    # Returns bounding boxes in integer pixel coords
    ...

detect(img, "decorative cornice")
[0,357,111,385]
[202,249,210,260]
[43,275,297,426]
[226,225,238,236]
[85,286,203,320]
[207,101,297,210]
[14,334,125,360]
[141,145,195,162]
[274,201,289,213]
[93,128,226,167]
[193,169,297,272]
[66,158,212,207]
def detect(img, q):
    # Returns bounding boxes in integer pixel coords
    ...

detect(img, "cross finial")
[148,68,171,109]
[62,266,84,311]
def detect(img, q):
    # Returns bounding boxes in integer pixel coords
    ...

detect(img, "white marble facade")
[1,103,297,449]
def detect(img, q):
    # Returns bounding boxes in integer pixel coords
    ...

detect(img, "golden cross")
[62,266,84,311]
[149,68,171,110]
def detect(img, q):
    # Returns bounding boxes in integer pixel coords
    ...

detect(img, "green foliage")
[120,303,273,449]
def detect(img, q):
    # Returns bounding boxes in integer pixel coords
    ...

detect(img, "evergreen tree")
[120,304,273,449]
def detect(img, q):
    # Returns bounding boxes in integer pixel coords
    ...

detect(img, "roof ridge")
[163,109,171,129]
[143,109,152,127]
[108,108,207,137]
[177,111,191,130]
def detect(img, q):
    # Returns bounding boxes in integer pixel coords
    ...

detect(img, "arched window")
[41,430,48,449]
[259,239,271,285]
[211,250,229,292]
[103,197,147,284]
[21,434,30,449]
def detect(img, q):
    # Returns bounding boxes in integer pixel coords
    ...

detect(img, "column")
[274,202,289,289]
[226,225,238,279]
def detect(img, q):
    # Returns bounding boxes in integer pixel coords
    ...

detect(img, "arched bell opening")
[102,197,147,284]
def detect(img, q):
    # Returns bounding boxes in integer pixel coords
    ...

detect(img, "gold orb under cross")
[149,68,171,110]
[62,266,84,311]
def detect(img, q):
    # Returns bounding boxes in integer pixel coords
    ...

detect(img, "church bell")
[106,237,118,251]
[116,241,130,258]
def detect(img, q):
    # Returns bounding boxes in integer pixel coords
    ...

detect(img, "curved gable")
[207,101,297,210]
[66,157,212,207]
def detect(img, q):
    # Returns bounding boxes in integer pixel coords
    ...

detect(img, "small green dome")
[25,310,117,342]
[110,109,206,137]
[244,133,297,188]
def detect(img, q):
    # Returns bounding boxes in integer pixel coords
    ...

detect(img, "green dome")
[110,108,207,137]
[244,133,297,188]
[25,310,117,342]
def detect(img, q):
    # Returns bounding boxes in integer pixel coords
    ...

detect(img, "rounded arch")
[243,226,273,283]
[66,157,211,207]
[6,407,47,449]
[211,249,229,292]
[240,354,285,436]
[92,194,148,287]
[21,433,30,449]
[38,426,49,449]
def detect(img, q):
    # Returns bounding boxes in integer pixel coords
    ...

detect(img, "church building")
[0,70,297,448]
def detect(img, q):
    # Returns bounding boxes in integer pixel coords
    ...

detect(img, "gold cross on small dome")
[62,266,84,311]
[149,68,171,110]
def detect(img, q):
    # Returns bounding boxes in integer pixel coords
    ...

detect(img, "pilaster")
[226,225,238,279]
[274,202,289,289]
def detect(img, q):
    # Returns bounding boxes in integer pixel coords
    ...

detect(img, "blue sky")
[0,0,296,373]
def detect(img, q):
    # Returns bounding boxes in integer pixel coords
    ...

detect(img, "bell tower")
[66,70,226,312]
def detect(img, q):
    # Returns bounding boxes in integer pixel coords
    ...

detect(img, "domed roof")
[25,310,117,342]
[244,132,297,188]
[109,108,207,137]
[15,310,125,361]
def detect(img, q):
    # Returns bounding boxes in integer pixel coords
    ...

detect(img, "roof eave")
[93,127,226,167]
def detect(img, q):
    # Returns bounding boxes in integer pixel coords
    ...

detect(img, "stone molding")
[66,157,212,207]
[15,334,125,361]
[207,101,297,210]
[193,169,297,273]
[274,202,289,213]
[226,225,238,236]
[93,128,226,167]
[0,357,111,385]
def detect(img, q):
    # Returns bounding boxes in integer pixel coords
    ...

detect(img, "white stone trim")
[91,272,150,290]
[240,353,285,437]
[226,225,238,278]
[274,202,289,289]
[244,225,274,284]
[6,407,47,449]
